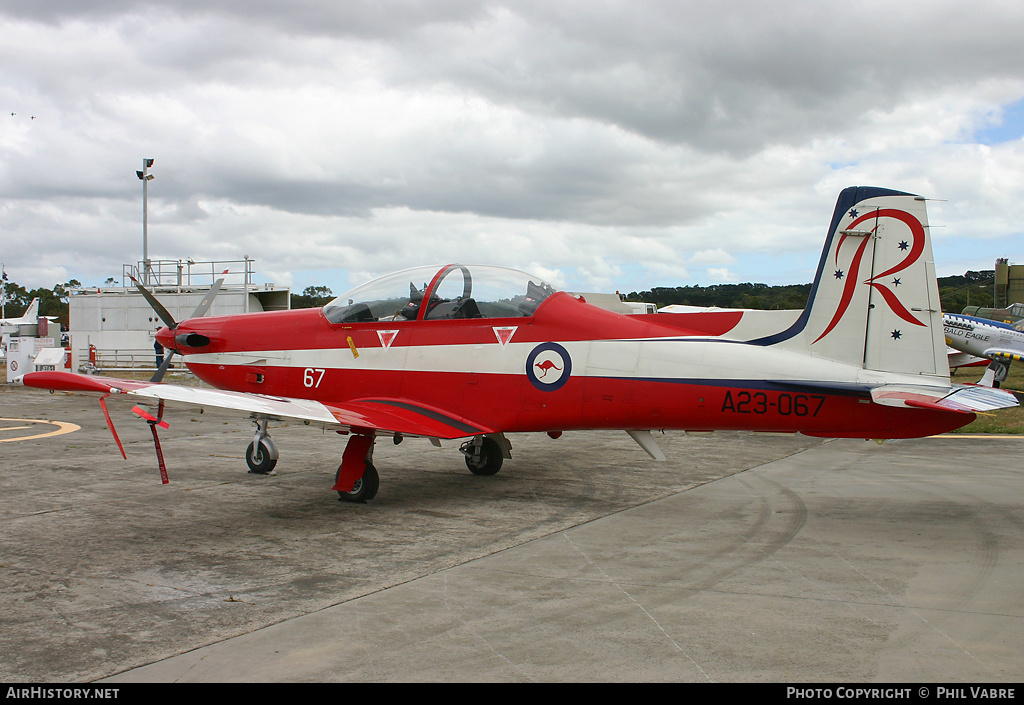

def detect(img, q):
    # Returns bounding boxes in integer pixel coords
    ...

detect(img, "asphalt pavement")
[2,385,1022,682]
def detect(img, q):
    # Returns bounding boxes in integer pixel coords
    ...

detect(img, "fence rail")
[91,348,159,370]
[79,348,196,380]
[90,348,194,376]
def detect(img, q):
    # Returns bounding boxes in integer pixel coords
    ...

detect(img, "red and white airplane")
[15,187,1018,502]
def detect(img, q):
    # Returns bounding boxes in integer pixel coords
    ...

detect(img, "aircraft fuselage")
[944,313,1024,362]
[164,292,970,440]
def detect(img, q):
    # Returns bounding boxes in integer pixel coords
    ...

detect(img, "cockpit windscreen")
[323,264,557,324]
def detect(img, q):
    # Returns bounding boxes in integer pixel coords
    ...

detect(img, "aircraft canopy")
[323,264,557,324]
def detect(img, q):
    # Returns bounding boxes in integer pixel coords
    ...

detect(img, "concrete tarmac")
[2,386,1023,682]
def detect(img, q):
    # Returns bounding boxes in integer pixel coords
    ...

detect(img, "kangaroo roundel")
[526,342,572,391]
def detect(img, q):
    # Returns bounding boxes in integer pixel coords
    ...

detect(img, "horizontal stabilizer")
[938,385,1020,413]
[871,384,1018,413]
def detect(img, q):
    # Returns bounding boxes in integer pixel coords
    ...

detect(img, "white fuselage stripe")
[184,338,952,391]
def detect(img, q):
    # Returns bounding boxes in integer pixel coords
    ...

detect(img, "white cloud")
[689,249,736,265]
[1,1,1023,298]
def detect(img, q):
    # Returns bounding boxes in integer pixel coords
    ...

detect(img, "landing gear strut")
[246,418,279,474]
[985,359,1010,388]
[334,434,379,503]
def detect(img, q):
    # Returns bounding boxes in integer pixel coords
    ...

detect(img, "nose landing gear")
[246,419,279,474]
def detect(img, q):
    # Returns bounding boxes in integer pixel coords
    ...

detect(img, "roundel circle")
[526,342,572,391]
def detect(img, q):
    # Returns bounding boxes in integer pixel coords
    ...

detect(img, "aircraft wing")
[946,347,987,369]
[982,348,1024,362]
[16,371,494,440]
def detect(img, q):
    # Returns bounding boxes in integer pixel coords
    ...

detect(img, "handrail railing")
[122,258,255,289]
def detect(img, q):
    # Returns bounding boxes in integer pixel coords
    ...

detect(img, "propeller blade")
[188,277,224,319]
[129,274,177,329]
[150,349,176,383]
[133,274,224,383]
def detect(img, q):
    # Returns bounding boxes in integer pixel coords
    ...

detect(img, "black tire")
[465,437,503,476]
[338,462,379,503]
[246,440,278,474]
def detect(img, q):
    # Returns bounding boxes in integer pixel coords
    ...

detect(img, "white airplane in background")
[0,298,41,327]
[946,346,988,373]
[944,312,1024,386]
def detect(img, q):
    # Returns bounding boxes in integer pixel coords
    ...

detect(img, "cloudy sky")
[2,0,1023,299]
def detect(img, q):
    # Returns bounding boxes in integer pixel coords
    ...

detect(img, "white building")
[68,258,290,372]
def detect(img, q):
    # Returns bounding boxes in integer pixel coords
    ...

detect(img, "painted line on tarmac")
[0,417,80,442]
[932,434,1023,439]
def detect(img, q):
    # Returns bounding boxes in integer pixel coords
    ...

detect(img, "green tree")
[625,282,810,310]
[291,285,334,309]
[2,278,78,325]
[937,271,994,312]
[1,279,31,313]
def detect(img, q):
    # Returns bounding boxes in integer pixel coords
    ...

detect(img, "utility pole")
[136,158,155,285]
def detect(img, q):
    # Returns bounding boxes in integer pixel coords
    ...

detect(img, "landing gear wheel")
[246,440,278,474]
[464,437,503,476]
[338,462,379,503]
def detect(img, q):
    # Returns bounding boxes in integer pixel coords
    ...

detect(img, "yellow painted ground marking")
[0,417,81,442]
[932,434,1023,439]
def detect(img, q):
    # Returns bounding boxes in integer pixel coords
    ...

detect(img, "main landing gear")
[333,433,379,503]
[243,424,512,503]
[338,461,379,503]
[459,435,507,476]
[333,432,511,502]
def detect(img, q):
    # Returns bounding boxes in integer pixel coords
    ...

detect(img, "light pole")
[136,158,155,284]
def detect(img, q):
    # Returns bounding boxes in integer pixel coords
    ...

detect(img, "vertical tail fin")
[758,187,946,377]
[24,298,39,321]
